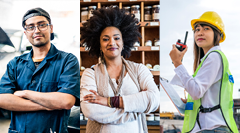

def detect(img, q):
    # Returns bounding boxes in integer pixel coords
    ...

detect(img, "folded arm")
[0,61,50,111]
[122,64,160,113]
[14,90,76,110]
[80,99,138,124]
[80,69,139,124]
[0,94,51,111]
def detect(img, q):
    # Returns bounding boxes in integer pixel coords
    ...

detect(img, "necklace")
[108,63,126,96]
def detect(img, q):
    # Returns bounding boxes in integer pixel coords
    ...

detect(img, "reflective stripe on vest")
[182,50,238,133]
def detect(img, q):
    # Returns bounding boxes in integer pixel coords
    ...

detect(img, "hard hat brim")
[191,19,225,43]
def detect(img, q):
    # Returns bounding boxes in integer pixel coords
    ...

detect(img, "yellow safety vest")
[182,50,238,133]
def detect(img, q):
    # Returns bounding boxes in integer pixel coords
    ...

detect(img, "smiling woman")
[100,26,123,61]
[80,7,160,133]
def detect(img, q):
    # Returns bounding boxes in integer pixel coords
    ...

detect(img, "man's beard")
[32,40,49,47]
[31,34,49,47]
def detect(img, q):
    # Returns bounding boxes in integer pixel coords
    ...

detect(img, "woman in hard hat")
[169,11,238,133]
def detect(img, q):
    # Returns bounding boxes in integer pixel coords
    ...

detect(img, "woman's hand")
[181,98,187,104]
[83,90,108,106]
[169,44,188,68]
[84,89,148,108]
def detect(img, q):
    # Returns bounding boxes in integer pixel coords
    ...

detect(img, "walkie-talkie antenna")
[183,31,188,45]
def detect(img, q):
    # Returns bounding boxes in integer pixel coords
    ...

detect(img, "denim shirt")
[0,44,80,133]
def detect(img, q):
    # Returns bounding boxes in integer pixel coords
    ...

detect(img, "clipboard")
[160,77,186,116]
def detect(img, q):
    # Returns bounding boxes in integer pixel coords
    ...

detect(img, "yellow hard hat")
[191,11,225,43]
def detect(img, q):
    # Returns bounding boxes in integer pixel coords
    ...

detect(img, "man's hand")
[14,91,54,111]
[14,90,75,110]
[0,94,53,111]
[14,90,27,98]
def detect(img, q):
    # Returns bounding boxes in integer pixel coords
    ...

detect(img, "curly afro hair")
[80,7,141,58]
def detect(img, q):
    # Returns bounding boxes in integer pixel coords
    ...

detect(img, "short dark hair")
[80,7,141,58]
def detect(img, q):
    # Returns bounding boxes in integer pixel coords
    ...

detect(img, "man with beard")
[0,8,80,133]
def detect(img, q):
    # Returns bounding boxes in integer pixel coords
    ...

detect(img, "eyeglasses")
[25,23,51,33]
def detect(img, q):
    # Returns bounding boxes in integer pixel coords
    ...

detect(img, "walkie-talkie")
[176,31,188,51]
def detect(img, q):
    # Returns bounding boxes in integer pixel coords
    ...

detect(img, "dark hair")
[80,7,141,58]
[193,23,221,72]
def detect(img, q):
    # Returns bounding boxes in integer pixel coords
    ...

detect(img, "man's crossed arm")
[0,91,75,111]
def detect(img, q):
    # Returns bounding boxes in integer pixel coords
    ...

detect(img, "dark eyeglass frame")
[24,23,51,33]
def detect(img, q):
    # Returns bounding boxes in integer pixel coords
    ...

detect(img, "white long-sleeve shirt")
[172,46,226,132]
[80,63,160,133]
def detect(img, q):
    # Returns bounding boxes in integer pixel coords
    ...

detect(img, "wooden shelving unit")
[80,1,160,132]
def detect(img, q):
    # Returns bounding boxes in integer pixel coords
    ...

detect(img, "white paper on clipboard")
[160,77,186,116]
